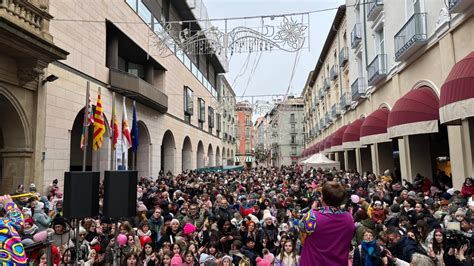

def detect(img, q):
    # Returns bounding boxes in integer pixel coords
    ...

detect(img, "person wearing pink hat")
[171,252,183,266]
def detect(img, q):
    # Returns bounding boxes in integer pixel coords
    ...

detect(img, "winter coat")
[33,202,51,231]
[389,236,418,262]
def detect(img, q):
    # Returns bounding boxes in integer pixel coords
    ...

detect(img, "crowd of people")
[0,165,473,265]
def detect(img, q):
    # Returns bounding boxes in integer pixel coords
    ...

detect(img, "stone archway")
[216,146,221,166]
[196,141,204,168]
[0,94,31,193]
[136,121,151,177]
[222,147,227,166]
[207,144,214,167]
[70,108,110,174]
[161,130,176,174]
[182,136,193,172]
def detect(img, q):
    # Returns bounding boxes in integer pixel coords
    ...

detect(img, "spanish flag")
[92,91,106,150]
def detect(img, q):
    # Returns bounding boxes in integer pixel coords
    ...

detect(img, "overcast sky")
[204,0,345,110]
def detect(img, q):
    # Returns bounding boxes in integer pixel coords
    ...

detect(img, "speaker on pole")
[103,171,138,218]
[63,171,100,219]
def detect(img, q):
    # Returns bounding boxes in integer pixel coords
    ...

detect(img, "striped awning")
[234,156,240,163]
[245,156,253,162]
[388,87,439,138]
[440,51,474,123]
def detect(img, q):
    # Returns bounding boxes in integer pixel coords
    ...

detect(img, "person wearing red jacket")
[461,177,474,197]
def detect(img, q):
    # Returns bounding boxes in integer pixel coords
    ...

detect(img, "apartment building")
[235,101,253,167]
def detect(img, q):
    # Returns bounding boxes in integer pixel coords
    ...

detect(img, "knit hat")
[171,254,182,266]
[29,183,37,192]
[455,209,466,218]
[221,255,233,262]
[447,188,455,195]
[183,223,196,235]
[407,191,417,199]
[199,254,209,264]
[351,194,360,204]
[137,201,148,212]
[263,253,275,263]
[52,216,67,228]
[79,226,87,235]
[25,218,34,226]
[256,257,271,266]
[390,204,401,213]
[262,210,274,221]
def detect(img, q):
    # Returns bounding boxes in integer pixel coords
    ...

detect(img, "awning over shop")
[313,143,319,154]
[343,118,365,149]
[360,108,390,145]
[325,135,333,150]
[245,156,253,163]
[387,87,439,138]
[440,51,474,123]
[234,156,240,163]
[331,125,348,151]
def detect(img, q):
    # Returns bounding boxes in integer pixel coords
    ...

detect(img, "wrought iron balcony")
[367,54,387,86]
[395,13,427,61]
[339,92,351,110]
[330,65,339,81]
[331,104,341,118]
[315,96,320,106]
[320,118,325,128]
[339,47,349,66]
[319,88,325,99]
[351,77,366,102]
[323,78,331,91]
[449,0,471,13]
[324,112,332,125]
[367,0,384,21]
[351,23,362,49]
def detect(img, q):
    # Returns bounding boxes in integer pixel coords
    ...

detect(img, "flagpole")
[110,92,115,170]
[82,82,90,172]
[122,96,126,170]
[132,100,136,171]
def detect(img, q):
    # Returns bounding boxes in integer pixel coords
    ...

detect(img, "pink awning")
[342,118,365,149]
[331,125,348,151]
[440,51,474,123]
[360,108,390,145]
[387,87,439,138]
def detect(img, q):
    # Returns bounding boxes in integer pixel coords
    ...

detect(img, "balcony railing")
[323,78,331,91]
[351,23,362,49]
[395,13,427,61]
[351,77,366,102]
[320,118,325,128]
[339,92,351,110]
[367,0,384,21]
[339,47,349,66]
[330,65,339,81]
[449,0,471,13]
[331,104,341,118]
[315,96,320,106]
[319,88,325,99]
[324,113,332,125]
[0,0,53,38]
[367,54,387,85]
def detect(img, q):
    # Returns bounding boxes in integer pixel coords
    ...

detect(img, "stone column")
[448,119,474,190]
[355,148,362,174]
[398,136,412,182]
[344,150,349,171]
[0,149,33,194]
[371,144,380,176]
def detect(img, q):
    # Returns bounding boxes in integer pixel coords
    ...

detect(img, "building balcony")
[395,13,427,61]
[320,118,325,129]
[449,0,471,13]
[331,104,341,118]
[324,113,332,126]
[330,65,339,81]
[339,47,349,66]
[367,0,384,21]
[367,54,387,86]
[351,23,362,49]
[339,92,351,110]
[109,68,168,113]
[351,77,366,102]
[319,88,325,99]
[323,78,331,91]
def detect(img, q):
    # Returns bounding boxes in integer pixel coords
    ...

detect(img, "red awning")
[311,144,317,154]
[325,135,333,150]
[360,108,390,145]
[387,87,439,138]
[315,142,320,154]
[440,51,474,123]
[331,125,348,151]
[343,118,365,149]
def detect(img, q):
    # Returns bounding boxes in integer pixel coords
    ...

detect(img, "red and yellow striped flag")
[112,105,119,150]
[92,92,106,150]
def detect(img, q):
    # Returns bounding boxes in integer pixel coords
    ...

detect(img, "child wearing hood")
[33,201,51,231]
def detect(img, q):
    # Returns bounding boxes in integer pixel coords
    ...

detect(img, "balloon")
[140,235,152,247]
[33,231,48,242]
[117,234,127,246]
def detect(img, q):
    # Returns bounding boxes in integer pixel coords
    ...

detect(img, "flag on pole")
[80,88,93,150]
[131,101,139,152]
[111,103,119,150]
[122,97,132,149]
[92,90,106,150]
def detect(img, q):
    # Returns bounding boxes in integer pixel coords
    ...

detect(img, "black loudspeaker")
[103,171,138,218]
[63,171,100,219]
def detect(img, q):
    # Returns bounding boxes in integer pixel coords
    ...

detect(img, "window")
[290,113,296,123]
[208,106,215,132]
[291,124,296,133]
[184,87,193,123]
[198,98,205,129]
[216,113,221,134]
[375,27,385,54]
[406,0,421,19]
[291,135,296,144]
[291,147,297,156]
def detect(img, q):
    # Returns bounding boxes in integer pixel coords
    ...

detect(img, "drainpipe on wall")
[363,0,369,71]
